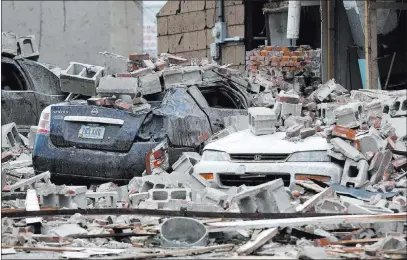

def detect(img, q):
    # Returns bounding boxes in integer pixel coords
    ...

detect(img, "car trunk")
[50,105,147,152]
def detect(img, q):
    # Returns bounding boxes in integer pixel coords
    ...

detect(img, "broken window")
[200,88,240,109]
[1,62,27,91]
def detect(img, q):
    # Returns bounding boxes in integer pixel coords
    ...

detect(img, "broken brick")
[129,53,150,61]
[392,157,407,169]
[114,99,132,111]
[1,152,13,163]
[332,125,356,141]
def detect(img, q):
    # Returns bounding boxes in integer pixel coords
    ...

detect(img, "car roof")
[204,129,330,154]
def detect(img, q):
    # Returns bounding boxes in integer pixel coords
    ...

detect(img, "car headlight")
[201,150,230,161]
[287,151,331,162]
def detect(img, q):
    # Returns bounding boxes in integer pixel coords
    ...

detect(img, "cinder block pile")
[245,45,321,90]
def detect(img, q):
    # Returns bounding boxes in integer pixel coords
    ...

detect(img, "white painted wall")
[2,1,143,68]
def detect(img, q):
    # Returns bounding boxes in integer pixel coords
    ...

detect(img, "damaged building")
[1,0,407,259]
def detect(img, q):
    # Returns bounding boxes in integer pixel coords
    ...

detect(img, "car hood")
[204,130,330,154]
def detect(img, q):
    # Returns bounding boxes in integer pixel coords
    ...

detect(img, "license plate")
[78,125,105,139]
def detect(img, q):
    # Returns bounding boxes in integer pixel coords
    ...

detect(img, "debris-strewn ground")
[1,45,407,259]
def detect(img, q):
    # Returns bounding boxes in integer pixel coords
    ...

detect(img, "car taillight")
[37,106,52,134]
[145,139,169,175]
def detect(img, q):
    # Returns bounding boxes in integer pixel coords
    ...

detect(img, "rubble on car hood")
[2,49,407,259]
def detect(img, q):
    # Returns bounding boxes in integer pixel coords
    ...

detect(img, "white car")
[194,130,343,188]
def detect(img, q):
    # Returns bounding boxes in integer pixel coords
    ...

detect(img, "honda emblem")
[254,155,262,161]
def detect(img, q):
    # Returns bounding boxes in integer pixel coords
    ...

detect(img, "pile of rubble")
[1,48,407,259]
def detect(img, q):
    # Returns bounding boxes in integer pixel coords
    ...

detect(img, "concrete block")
[390,96,407,117]
[41,194,60,208]
[341,159,369,188]
[364,100,383,118]
[129,192,149,207]
[300,128,316,139]
[369,150,393,184]
[286,124,304,138]
[296,188,337,213]
[359,128,386,154]
[315,198,347,213]
[28,126,38,149]
[280,103,302,119]
[60,62,104,96]
[334,102,365,128]
[327,149,346,161]
[128,171,176,194]
[330,138,365,161]
[163,68,183,87]
[15,35,39,60]
[316,79,337,102]
[318,103,340,125]
[57,186,87,209]
[231,179,295,213]
[97,76,138,97]
[182,66,202,85]
[2,32,18,57]
[138,73,162,95]
[276,91,300,104]
[332,125,356,141]
[2,122,22,149]
[200,187,228,208]
[97,52,128,75]
[248,107,277,136]
[148,188,192,202]
[86,191,118,208]
[9,171,51,192]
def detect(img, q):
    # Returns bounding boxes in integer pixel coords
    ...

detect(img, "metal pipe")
[217,0,224,22]
[384,52,396,89]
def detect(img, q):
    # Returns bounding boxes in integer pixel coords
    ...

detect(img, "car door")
[187,85,248,134]
[1,57,39,129]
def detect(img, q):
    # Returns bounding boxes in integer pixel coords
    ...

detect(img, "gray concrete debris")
[252,92,276,107]
[231,179,295,213]
[2,32,18,56]
[86,191,118,208]
[160,217,208,248]
[97,51,128,75]
[327,149,347,161]
[162,68,183,87]
[2,122,22,149]
[60,62,104,96]
[340,159,369,188]
[15,35,40,60]
[330,138,365,161]
[97,76,139,97]
[315,198,347,213]
[248,107,277,135]
[170,152,208,191]
[182,66,202,85]
[300,128,316,139]
[200,187,228,208]
[316,79,338,102]
[334,102,365,128]
[369,150,393,184]
[9,171,51,192]
[50,224,88,237]
[139,72,162,95]
[318,102,340,125]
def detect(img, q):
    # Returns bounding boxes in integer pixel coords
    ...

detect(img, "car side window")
[1,61,28,91]
[17,59,62,95]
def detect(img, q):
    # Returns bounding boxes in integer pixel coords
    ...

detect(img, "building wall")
[156,0,246,71]
[2,1,143,68]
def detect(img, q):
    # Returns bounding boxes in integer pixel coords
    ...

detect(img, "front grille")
[218,173,291,187]
[229,153,290,161]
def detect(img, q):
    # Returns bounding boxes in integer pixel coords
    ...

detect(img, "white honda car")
[194,130,343,188]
